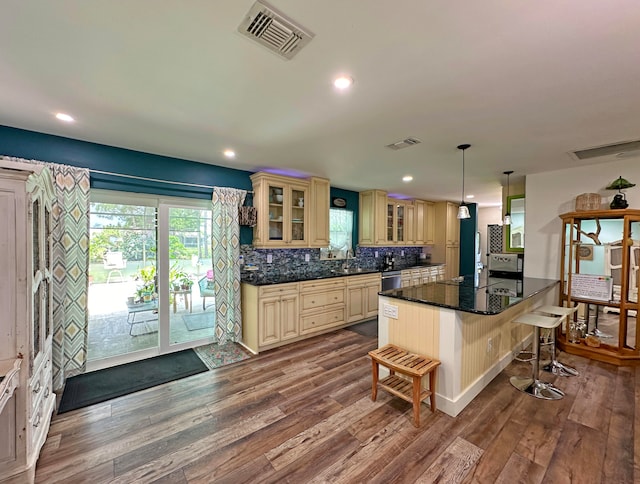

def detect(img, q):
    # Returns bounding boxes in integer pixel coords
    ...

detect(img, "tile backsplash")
[240,245,431,279]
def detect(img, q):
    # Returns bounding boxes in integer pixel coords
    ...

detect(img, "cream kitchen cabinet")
[309,176,330,247]
[346,273,381,322]
[415,200,435,245]
[299,279,346,335]
[359,189,389,246]
[432,201,460,280]
[241,282,300,352]
[0,160,56,484]
[251,172,310,248]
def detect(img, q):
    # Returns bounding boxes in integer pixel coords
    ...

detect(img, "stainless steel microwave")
[487,253,524,274]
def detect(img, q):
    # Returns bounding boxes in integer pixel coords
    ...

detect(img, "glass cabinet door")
[386,202,394,242]
[290,186,306,242]
[396,204,404,242]
[267,182,285,242]
[32,197,42,366]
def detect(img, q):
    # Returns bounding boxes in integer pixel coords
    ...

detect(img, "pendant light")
[503,170,513,225]
[457,144,471,219]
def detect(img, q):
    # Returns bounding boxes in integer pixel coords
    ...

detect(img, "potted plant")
[180,275,193,291]
[135,265,156,302]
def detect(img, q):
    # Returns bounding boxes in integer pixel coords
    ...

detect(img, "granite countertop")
[379,272,559,315]
[240,262,445,286]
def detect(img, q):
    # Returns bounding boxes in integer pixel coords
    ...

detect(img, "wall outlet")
[375,251,379,258]
[383,303,398,319]
[401,250,405,257]
[267,254,273,263]
[305,253,310,262]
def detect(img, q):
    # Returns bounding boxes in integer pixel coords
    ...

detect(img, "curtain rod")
[89,169,253,193]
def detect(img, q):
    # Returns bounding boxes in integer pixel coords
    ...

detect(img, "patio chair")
[198,273,215,310]
[103,251,127,283]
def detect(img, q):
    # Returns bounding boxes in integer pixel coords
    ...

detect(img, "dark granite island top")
[379,273,559,315]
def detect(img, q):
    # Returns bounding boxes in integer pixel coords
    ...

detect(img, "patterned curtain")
[211,187,246,344]
[2,156,90,392]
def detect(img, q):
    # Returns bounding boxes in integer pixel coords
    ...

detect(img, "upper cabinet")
[359,189,434,247]
[250,172,329,248]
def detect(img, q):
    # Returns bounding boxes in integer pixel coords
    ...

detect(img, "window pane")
[329,209,353,252]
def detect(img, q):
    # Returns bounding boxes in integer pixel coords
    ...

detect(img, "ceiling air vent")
[385,137,422,151]
[572,140,640,160]
[238,1,314,60]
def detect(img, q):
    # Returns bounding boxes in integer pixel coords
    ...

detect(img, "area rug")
[194,342,252,370]
[345,318,378,338]
[58,349,208,413]
[183,312,215,331]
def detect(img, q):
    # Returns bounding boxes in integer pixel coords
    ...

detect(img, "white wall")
[526,158,640,279]
[478,206,503,267]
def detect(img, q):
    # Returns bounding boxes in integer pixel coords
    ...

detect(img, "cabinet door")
[288,182,308,246]
[414,200,425,245]
[280,294,299,341]
[446,202,460,247]
[309,177,330,247]
[346,285,365,323]
[364,281,380,318]
[258,296,281,346]
[386,201,395,243]
[425,202,435,245]
[266,180,286,244]
[405,204,415,245]
[445,246,460,279]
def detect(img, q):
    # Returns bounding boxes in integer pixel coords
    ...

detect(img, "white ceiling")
[1,1,639,206]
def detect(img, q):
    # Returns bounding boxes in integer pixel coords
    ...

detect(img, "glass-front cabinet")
[386,200,408,244]
[558,209,640,365]
[251,172,309,247]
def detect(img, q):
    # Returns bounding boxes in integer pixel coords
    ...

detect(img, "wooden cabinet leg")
[371,360,379,401]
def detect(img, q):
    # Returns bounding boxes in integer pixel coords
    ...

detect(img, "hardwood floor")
[36,327,638,483]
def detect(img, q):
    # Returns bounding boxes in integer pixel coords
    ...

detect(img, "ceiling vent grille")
[572,140,640,160]
[385,137,422,151]
[238,1,314,60]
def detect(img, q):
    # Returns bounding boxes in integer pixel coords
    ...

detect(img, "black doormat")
[345,318,378,338]
[58,349,208,414]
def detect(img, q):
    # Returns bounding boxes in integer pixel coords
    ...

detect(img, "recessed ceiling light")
[466,194,475,199]
[402,175,413,182]
[55,112,74,122]
[333,76,353,90]
[223,149,236,159]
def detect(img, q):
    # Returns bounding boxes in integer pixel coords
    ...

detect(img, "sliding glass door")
[87,191,214,370]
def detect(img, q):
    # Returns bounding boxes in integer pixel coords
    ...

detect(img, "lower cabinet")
[346,274,381,323]
[400,265,446,288]
[241,273,381,353]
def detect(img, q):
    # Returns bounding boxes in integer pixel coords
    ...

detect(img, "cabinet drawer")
[300,308,345,334]
[29,354,51,418]
[346,273,381,286]
[300,279,345,293]
[300,289,344,311]
[259,282,299,297]
[0,359,21,414]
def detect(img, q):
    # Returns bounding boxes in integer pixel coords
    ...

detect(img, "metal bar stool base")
[510,376,565,400]
[543,361,579,377]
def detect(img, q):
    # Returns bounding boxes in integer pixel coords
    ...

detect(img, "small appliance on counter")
[487,252,523,278]
[383,253,395,271]
[487,252,524,297]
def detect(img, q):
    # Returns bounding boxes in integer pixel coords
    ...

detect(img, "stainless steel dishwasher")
[381,270,402,291]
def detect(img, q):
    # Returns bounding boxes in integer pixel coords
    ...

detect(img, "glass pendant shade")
[457,204,471,219]
[457,144,471,220]
[503,213,512,225]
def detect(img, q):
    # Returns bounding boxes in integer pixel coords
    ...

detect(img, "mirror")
[506,195,525,252]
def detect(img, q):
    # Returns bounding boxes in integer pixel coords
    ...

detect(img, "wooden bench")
[368,344,441,427]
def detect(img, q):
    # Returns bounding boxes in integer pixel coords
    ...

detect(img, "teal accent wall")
[459,203,478,276]
[0,125,360,247]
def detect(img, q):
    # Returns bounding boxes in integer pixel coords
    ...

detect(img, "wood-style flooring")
[36,326,638,483]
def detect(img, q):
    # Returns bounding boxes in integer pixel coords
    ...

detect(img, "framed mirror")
[506,195,525,252]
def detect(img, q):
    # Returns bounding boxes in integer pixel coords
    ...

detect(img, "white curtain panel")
[211,187,246,344]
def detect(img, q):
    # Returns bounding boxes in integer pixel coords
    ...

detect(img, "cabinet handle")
[33,412,41,428]
[44,387,50,398]
[33,381,41,394]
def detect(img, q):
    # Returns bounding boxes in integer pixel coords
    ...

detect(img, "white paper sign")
[570,273,613,302]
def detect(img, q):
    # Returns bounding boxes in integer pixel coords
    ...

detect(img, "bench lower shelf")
[379,374,432,406]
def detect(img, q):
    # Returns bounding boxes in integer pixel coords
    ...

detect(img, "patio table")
[126,300,158,336]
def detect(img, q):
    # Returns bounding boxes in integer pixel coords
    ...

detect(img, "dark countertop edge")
[240,263,445,286]
[378,278,560,315]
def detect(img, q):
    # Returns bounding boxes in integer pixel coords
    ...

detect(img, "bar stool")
[534,305,579,377]
[510,311,567,400]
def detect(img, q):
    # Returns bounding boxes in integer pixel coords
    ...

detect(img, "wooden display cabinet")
[557,209,640,365]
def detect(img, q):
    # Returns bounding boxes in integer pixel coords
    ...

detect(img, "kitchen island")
[378,273,558,417]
